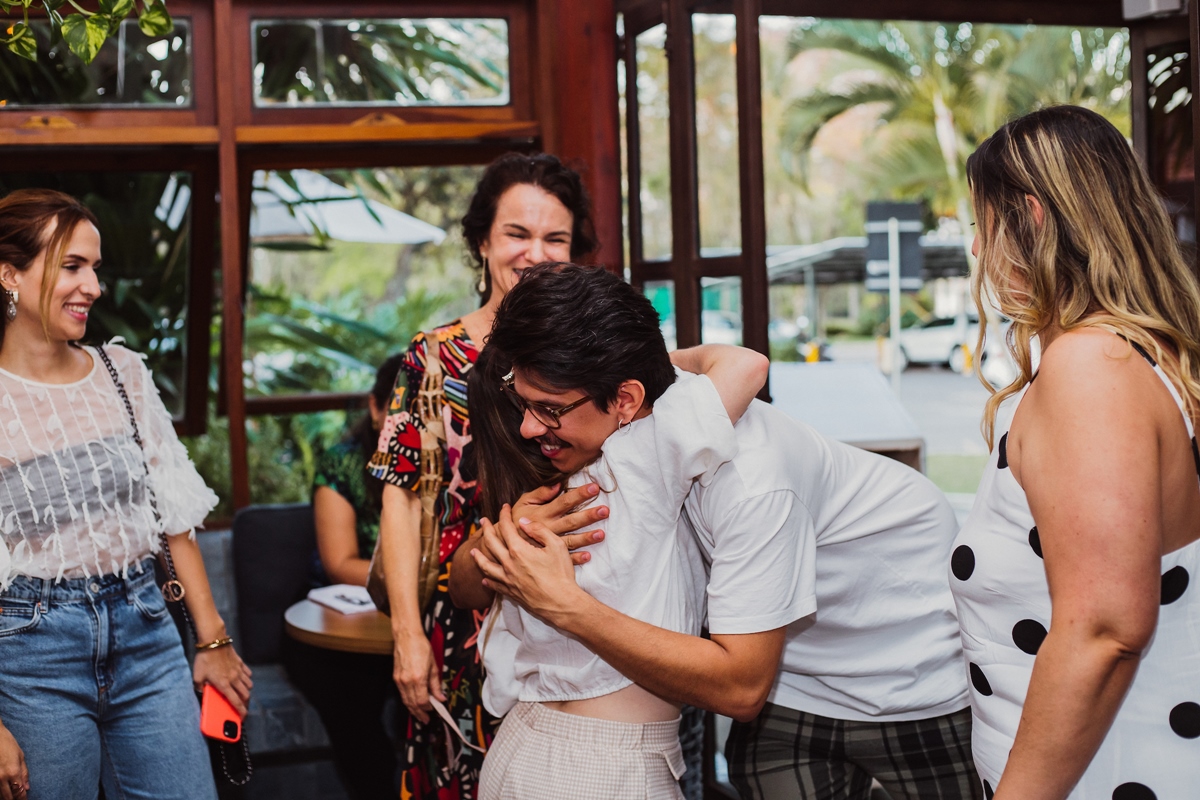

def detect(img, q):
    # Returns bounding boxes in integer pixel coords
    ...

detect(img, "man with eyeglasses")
[454,264,980,800]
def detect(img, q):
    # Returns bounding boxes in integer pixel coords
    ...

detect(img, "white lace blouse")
[0,344,217,589]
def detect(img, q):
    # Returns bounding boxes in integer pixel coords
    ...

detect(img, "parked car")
[898,313,980,373]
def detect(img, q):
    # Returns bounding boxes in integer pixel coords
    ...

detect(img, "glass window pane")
[693,13,740,256]
[0,171,194,417]
[700,276,742,346]
[252,19,509,107]
[643,279,676,351]
[0,19,192,107]
[1147,42,1195,245]
[246,166,485,397]
[635,24,672,262]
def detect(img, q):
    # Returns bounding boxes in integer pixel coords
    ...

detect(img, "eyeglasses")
[501,370,591,429]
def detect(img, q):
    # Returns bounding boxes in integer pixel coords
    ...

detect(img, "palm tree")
[778,20,1130,231]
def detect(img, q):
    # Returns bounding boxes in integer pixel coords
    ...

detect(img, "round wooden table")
[284,599,394,655]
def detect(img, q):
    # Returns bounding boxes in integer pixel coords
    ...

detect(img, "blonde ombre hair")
[966,106,1200,448]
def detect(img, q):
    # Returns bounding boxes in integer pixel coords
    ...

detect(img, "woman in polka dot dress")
[950,106,1200,800]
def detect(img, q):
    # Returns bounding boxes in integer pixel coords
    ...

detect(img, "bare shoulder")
[1035,329,1148,396]
[1028,328,1171,431]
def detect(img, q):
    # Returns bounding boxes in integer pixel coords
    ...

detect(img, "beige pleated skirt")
[478,702,686,800]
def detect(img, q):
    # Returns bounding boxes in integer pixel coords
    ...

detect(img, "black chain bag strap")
[96,344,253,787]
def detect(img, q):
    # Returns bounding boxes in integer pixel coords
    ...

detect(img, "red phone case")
[200,684,243,743]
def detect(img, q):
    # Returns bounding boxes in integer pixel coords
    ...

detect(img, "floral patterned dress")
[367,320,497,800]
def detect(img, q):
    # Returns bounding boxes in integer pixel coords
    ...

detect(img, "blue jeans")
[0,560,217,800]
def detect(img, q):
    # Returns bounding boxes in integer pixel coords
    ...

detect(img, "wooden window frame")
[228,0,537,144]
[233,141,536,419]
[0,146,218,436]
[0,0,216,143]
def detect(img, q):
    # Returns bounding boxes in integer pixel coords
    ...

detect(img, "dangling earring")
[478,259,488,294]
[4,289,16,322]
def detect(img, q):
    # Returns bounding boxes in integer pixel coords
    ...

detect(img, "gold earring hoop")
[478,259,488,294]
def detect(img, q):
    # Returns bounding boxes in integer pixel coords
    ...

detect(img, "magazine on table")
[307,584,376,614]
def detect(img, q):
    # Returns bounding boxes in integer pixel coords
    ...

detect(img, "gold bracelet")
[195,636,234,651]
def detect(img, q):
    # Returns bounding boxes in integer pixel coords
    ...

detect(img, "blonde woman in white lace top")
[0,189,250,800]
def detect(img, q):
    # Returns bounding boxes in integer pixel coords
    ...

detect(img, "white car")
[898,314,980,373]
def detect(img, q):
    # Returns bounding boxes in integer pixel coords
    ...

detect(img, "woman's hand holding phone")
[193,645,253,717]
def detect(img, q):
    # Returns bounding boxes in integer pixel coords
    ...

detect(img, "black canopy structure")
[766,236,971,286]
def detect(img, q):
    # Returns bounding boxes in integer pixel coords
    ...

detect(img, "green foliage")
[254,18,506,105]
[245,285,450,397]
[3,0,172,63]
[778,20,1131,221]
[3,20,35,61]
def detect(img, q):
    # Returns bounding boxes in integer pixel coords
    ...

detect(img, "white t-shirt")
[482,372,735,716]
[684,399,968,722]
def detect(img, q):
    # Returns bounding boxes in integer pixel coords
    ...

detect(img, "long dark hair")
[461,152,597,304]
[469,345,565,520]
[352,352,406,503]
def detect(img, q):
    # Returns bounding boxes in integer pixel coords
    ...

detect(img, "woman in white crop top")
[950,107,1200,800]
[0,190,250,800]
[452,264,768,800]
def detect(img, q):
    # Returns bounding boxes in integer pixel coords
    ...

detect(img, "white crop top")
[482,371,737,715]
[0,344,218,589]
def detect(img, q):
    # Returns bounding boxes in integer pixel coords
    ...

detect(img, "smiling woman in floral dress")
[367,153,596,799]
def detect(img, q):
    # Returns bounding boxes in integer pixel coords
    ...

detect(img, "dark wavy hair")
[472,263,674,515]
[490,262,674,410]
[461,152,597,304]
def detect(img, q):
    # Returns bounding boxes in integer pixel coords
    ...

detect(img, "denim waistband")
[0,558,158,605]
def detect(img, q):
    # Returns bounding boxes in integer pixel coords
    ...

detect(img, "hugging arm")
[472,507,788,721]
[449,483,610,610]
[670,345,769,423]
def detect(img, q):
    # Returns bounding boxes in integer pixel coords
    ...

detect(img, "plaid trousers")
[727,703,982,800]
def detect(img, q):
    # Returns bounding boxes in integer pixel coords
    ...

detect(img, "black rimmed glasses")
[501,370,591,429]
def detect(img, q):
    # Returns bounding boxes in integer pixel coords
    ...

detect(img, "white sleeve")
[704,489,817,635]
[649,373,737,504]
[121,347,218,535]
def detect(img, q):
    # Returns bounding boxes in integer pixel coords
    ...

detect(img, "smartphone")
[199,684,243,743]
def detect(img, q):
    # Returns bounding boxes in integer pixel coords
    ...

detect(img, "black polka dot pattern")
[983,780,994,800]
[1012,619,1048,655]
[951,545,975,581]
[969,663,993,696]
[1028,527,1043,558]
[1112,783,1157,800]
[1161,566,1190,605]
[997,433,1009,469]
[1169,701,1200,739]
